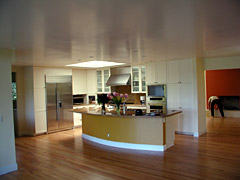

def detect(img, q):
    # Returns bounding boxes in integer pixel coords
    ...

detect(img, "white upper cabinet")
[146,62,156,85]
[167,59,193,84]
[131,66,146,93]
[96,68,111,93]
[156,61,167,84]
[103,69,110,92]
[167,61,180,84]
[72,69,87,94]
[87,69,97,95]
[141,66,146,92]
[180,59,193,83]
[167,83,180,110]
[146,61,166,85]
[96,70,103,93]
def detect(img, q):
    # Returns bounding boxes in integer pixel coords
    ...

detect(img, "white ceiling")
[0,0,240,68]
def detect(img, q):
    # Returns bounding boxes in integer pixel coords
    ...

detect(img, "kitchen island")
[73,106,181,151]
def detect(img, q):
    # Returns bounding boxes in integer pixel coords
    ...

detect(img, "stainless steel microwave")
[147,84,166,97]
[73,95,85,105]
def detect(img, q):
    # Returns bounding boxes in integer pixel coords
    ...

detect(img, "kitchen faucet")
[123,99,133,115]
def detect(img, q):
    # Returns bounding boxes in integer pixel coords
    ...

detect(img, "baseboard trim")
[34,132,47,136]
[175,131,194,136]
[34,130,47,136]
[206,109,240,118]
[17,131,35,137]
[193,129,207,137]
[175,130,207,137]
[73,125,82,128]
[0,163,18,175]
[82,133,166,151]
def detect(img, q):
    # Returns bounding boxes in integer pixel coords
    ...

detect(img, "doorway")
[205,69,240,118]
[12,72,18,136]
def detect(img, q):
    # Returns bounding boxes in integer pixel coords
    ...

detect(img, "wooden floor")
[2,117,240,180]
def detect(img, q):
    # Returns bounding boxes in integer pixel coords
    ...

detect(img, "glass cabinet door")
[132,67,139,92]
[103,69,110,92]
[96,70,102,93]
[141,66,146,92]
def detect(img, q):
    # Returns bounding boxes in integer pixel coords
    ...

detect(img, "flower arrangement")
[107,92,128,115]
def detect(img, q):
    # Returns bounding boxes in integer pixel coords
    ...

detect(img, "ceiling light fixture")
[66,61,125,68]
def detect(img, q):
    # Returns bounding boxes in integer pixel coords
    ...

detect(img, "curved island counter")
[73,106,181,151]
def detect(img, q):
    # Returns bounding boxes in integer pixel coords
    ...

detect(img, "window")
[12,82,17,101]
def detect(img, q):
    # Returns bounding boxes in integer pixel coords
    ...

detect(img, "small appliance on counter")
[135,109,143,116]
[140,96,146,105]
[88,95,96,104]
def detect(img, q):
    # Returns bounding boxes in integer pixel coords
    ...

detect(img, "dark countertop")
[73,104,146,108]
[72,105,181,118]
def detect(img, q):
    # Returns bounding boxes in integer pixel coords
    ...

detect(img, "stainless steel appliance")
[46,75,73,133]
[146,96,167,113]
[140,96,146,105]
[73,95,85,105]
[106,66,131,86]
[146,84,167,113]
[147,84,166,97]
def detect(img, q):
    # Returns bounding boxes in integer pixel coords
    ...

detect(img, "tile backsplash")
[111,85,146,104]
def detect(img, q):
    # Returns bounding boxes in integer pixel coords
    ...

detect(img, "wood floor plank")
[1,117,240,180]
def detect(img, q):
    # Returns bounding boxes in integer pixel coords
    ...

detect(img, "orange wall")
[206,69,240,108]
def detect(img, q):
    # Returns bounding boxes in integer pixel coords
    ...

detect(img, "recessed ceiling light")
[66,61,125,68]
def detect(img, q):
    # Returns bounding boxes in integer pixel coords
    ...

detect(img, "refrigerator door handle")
[59,100,62,108]
[56,90,60,121]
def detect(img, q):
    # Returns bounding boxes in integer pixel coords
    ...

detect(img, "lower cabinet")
[167,83,194,134]
[73,112,82,127]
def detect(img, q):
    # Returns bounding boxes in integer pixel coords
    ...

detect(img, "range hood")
[106,74,131,86]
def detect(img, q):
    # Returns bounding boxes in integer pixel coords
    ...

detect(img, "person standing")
[208,96,224,117]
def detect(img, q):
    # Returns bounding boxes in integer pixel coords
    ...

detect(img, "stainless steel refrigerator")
[46,75,73,133]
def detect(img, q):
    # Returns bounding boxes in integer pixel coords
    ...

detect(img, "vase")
[116,104,121,115]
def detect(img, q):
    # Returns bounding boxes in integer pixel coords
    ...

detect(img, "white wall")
[0,51,18,175]
[44,68,72,76]
[195,58,206,136]
[24,67,35,135]
[204,56,240,70]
